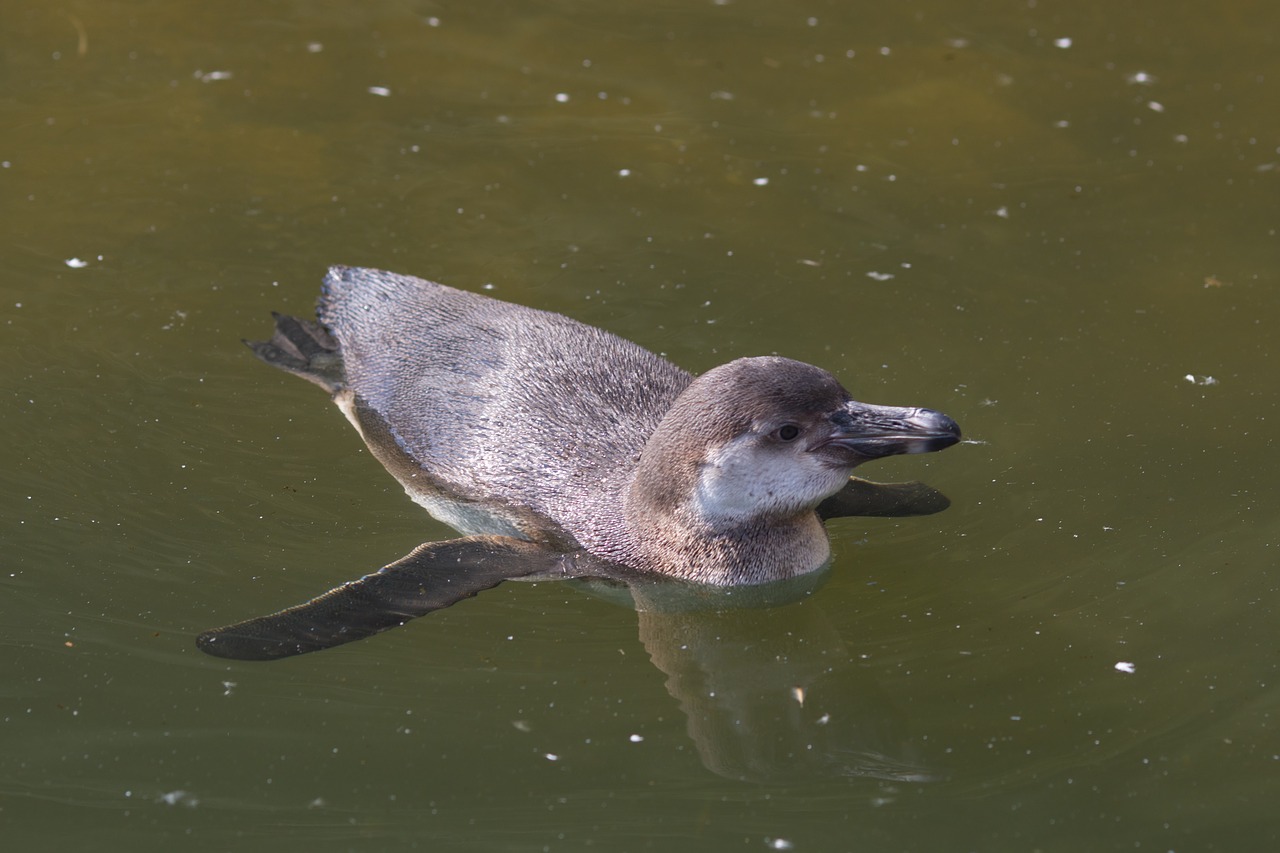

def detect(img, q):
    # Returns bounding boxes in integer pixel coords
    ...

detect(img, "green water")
[4,1,1278,850]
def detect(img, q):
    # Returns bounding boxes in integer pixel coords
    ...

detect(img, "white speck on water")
[221,681,236,696]
[368,86,391,97]
[753,177,769,186]
[512,719,532,732]
[617,168,631,177]
[866,271,895,281]
[1115,661,1136,674]
[1127,71,1156,85]
[545,753,559,761]
[1148,101,1165,113]
[306,42,323,53]
[65,258,89,268]
[993,206,1011,218]
[628,734,644,743]
[1184,374,1218,386]
[198,70,232,82]
[765,839,795,850]
[425,16,441,27]
[159,790,199,807]
[554,92,570,103]
[1054,37,1072,48]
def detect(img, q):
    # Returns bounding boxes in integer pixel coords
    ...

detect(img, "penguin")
[198,267,959,660]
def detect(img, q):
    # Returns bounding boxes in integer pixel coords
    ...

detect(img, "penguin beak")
[817,402,961,462]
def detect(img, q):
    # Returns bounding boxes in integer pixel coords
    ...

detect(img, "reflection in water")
[589,577,935,784]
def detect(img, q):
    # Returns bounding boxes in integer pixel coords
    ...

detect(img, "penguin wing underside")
[196,536,583,661]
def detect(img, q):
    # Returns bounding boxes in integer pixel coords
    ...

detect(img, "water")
[4,0,1278,850]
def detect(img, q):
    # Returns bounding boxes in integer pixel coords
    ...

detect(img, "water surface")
[4,1,1278,850]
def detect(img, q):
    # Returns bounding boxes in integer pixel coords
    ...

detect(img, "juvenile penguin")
[198,267,960,659]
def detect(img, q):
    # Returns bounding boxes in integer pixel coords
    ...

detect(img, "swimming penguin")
[197,267,960,660]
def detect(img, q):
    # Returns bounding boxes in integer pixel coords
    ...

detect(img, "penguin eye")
[776,424,801,442]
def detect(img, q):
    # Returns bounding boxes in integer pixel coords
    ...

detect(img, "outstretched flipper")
[817,478,950,521]
[244,312,345,392]
[197,536,579,661]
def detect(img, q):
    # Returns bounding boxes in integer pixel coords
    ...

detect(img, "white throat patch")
[691,433,850,522]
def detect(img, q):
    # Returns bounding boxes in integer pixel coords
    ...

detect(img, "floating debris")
[158,789,199,807]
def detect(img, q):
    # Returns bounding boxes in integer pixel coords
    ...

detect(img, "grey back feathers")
[321,267,688,548]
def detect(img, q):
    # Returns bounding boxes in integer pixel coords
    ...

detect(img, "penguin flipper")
[817,478,951,520]
[197,536,575,661]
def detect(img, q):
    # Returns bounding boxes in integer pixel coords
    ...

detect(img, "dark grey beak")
[820,402,961,461]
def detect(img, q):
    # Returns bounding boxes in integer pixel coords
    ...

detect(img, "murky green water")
[4,0,1277,849]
